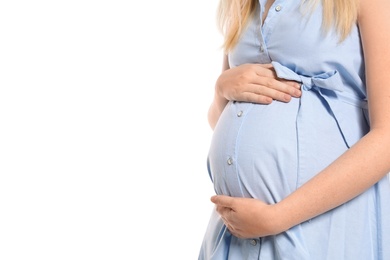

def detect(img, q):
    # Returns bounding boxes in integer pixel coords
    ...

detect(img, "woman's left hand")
[211,195,287,238]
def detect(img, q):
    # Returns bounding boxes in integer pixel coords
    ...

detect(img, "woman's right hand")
[216,63,302,104]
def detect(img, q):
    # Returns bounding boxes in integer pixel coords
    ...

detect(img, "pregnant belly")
[208,92,351,203]
[208,99,301,203]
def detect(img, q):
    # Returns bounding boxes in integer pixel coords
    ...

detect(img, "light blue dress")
[198,0,390,259]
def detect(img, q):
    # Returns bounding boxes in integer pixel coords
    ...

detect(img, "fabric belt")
[272,61,369,148]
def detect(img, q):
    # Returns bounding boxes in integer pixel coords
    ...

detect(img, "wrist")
[213,83,229,111]
[269,202,295,234]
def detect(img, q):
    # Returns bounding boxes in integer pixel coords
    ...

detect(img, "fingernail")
[283,94,291,102]
[293,89,301,97]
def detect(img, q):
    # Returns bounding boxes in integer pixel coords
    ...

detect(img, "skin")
[209,0,390,239]
[208,56,302,129]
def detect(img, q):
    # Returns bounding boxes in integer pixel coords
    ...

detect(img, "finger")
[223,220,244,239]
[280,79,302,90]
[220,213,237,233]
[217,206,233,219]
[253,64,276,78]
[255,77,300,96]
[256,90,292,103]
[226,224,239,237]
[251,78,301,98]
[224,221,236,235]
[215,204,232,213]
[255,64,301,89]
[238,92,274,104]
[211,195,235,208]
[244,85,292,103]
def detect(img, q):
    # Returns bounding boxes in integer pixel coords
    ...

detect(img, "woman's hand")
[211,195,288,239]
[216,63,301,104]
[208,61,302,129]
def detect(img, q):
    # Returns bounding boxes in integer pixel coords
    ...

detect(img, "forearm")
[276,128,390,230]
[208,55,230,130]
[277,0,390,234]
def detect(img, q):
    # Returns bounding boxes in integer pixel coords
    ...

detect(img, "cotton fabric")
[198,0,390,259]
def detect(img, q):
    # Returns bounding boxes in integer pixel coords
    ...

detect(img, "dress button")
[250,239,257,246]
[275,5,282,11]
[237,110,243,117]
[259,44,264,52]
[227,158,233,165]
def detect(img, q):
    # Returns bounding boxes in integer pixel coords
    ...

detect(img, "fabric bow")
[272,61,369,148]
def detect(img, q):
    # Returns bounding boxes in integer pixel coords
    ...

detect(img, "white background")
[0,1,223,259]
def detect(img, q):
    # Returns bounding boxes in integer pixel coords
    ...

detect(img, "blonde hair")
[218,0,359,52]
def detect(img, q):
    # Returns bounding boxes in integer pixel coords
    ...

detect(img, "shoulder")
[357,0,390,127]
[358,0,390,31]
[357,0,390,61]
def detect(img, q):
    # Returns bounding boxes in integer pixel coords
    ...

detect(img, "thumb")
[210,195,234,208]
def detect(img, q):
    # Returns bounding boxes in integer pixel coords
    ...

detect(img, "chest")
[228,0,362,76]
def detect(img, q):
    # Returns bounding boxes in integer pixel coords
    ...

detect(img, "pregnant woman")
[198,0,390,259]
